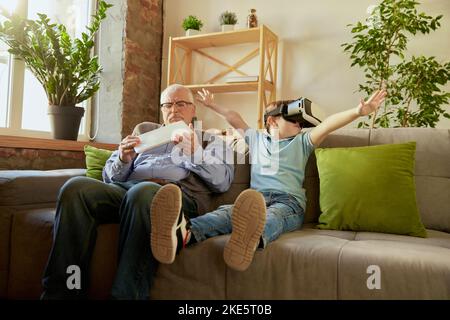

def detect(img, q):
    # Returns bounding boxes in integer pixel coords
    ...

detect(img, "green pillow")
[84,145,114,181]
[315,142,426,237]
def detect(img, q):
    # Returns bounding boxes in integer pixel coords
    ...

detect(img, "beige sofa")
[1,128,449,300]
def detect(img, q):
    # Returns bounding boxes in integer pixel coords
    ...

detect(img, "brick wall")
[121,0,163,138]
[0,148,85,170]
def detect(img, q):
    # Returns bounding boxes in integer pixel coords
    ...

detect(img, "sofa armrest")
[0,169,86,207]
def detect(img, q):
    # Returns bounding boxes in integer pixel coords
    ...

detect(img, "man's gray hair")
[160,84,194,103]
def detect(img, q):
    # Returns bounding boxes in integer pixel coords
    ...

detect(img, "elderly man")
[41,84,234,300]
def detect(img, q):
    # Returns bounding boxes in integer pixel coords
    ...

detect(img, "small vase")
[185,29,200,36]
[221,24,234,32]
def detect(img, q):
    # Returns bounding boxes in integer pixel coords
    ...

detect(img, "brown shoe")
[223,189,266,271]
[150,184,191,264]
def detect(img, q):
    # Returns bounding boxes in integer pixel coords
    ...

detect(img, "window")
[0,0,93,139]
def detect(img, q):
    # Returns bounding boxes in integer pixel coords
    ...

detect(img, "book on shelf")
[225,75,259,83]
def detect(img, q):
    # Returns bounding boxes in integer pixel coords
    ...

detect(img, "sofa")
[0,128,449,300]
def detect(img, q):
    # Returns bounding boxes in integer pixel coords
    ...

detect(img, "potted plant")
[182,15,203,36]
[342,0,450,128]
[219,11,238,32]
[0,1,113,140]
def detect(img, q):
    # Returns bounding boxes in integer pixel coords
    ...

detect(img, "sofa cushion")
[84,145,113,181]
[355,229,450,249]
[370,128,450,233]
[315,142,426,237]
[151,236,229,299]
[7,208,118,299]
[303,129,370,223]
[225,227,352,299]
[338,240,450,299]
[0,169,86,207]
[228,224,450,299]
[0,210,12,298]
[8,209,55,299]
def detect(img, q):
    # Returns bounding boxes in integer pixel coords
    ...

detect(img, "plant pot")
[221,24,235,32]
[47,105,85,140]
[185,29,200,36]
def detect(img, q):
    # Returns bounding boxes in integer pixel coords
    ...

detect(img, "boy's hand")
[356,89,387,116]
[196,88,216,108]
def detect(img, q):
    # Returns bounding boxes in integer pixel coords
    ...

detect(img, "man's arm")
[181,135,234,193]
[310,90,387,146]
[102,150,133,183]
[196,88,250,133]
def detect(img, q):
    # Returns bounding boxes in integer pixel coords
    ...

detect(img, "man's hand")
[356,89,387,116]
[196,88,217,108]
[119,135,141,163]
[171,124,200,156]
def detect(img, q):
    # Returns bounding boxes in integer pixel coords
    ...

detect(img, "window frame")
[0,0,95,141]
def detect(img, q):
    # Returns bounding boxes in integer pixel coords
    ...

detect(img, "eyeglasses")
[160,100,193,110]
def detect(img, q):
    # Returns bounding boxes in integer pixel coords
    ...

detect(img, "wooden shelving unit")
[167,25,278,128]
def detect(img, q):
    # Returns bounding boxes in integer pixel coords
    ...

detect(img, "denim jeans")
[190,190,304,248]
[41,176,197,300]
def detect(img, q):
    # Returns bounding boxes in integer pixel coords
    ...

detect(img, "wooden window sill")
[0,135,117,152]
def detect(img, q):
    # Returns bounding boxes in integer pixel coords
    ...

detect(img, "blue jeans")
[190,190,304,248]
[41,176,197,300]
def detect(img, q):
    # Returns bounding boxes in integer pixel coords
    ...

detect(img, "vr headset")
[263,98,322,128]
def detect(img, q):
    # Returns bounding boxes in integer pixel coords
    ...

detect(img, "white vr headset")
[264,98,322,128]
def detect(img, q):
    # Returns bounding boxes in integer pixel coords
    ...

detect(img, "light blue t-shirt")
[245,128,315,210]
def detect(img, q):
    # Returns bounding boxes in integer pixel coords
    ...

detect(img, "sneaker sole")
[150,184,182,264]
[223,189,266,271]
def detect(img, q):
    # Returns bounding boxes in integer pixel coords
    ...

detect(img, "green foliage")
[342,0,450,128]
[182,15,203,31]
[0,1,113,106]
[219,11,238,25]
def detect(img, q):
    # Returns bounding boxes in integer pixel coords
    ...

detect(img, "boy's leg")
[150,184,198,264]
[223,189,266,272]
[259,193,305,248]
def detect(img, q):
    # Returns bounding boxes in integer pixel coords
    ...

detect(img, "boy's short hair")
[264,99,297,132]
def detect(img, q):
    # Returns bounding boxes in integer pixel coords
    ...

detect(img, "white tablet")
[134,121,191,154]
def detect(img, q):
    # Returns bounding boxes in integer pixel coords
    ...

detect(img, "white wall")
[95,0,126,143]
[162,0,450,130]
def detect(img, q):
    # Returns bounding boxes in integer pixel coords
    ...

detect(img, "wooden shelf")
[168,25,278,128]
[171,28,261,50]
[186,81,274,94]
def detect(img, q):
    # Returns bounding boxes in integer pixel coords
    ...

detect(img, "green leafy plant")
[182,15,203,31]
[219,11,238,25]
[0,0,113,107]
[342,0,450,128]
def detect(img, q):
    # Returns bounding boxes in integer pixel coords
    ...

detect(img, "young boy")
[150,88,387,271]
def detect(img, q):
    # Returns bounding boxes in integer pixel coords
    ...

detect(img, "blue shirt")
[103,135,234,193]
[245,128,315,210]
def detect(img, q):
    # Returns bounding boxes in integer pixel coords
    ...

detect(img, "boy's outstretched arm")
[196,88,250,132]
[310,89,387,146]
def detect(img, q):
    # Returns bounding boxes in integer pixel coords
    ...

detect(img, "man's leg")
[111,182,198,299]
[41,177,126,299]
[109,181,159,299]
